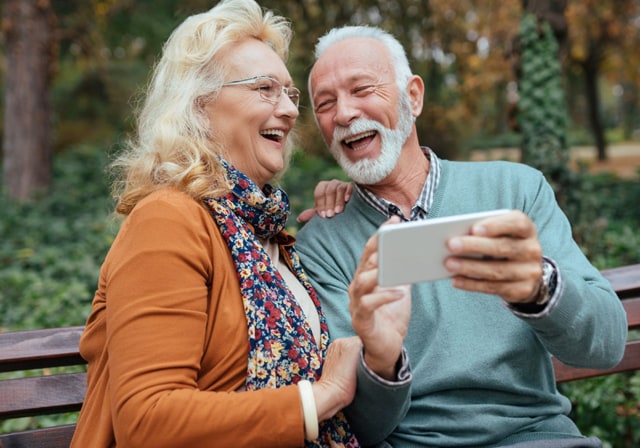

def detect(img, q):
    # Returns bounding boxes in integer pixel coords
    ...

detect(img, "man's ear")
[406,75,424,117]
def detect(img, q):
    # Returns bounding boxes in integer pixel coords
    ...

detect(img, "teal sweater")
[296,160,627,447]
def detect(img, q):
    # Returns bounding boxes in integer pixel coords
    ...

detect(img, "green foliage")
[560,372,640,447]
[0,411,80,435]
[564,171,640,268]
[0,145,117,331]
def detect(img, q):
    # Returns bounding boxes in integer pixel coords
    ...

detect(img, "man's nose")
[333,96,360,126]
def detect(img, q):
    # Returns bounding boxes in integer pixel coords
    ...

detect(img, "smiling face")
[310,37,415,184]
[205,38,299,188]
[328,92,414,185]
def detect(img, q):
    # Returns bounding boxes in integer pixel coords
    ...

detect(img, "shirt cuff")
[508,256,563,319]
[359,347,412,386]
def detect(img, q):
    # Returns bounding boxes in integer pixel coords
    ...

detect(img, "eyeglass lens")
[256,77,300,107]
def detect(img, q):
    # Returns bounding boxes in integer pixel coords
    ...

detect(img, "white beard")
[329,94,414,185]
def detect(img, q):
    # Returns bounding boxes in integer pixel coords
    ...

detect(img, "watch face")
[535,260,556,305]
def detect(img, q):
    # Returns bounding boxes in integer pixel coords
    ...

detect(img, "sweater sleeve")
[516,171,627,369]
[102,193,304,448]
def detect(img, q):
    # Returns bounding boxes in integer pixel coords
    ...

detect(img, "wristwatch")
[533,259,556,306]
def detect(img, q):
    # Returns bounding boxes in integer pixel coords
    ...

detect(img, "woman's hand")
[296,180,353,223]
[312,336,362,421]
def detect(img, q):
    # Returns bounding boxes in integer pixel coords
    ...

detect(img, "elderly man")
[296,25,626,448]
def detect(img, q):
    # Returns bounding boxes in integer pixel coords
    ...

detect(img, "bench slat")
[0,326,85,372]
[0,373,86,419]
[602,263,640,299]
[621,296,640,330]
[554,339,640,383]
[0,424,76,448]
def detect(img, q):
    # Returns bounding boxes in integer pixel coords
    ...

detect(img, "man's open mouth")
[343,130,377,150]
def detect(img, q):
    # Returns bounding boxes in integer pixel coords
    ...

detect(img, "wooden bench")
[0,326,85,448]
[1,264,639,448]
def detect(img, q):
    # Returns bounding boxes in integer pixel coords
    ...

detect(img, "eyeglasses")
[221,75,300,108]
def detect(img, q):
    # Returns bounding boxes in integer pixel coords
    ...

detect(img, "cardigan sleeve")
[96,192,305,447]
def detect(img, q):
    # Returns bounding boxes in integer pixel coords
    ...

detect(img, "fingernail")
[446,259,460,272]
[449,238,462,252]
[472,225,486,235]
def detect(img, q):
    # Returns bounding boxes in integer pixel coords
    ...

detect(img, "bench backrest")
[0,264,639,447]
[0,326,85,448]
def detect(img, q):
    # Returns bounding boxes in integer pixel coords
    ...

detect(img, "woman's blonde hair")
[112,0,293,216]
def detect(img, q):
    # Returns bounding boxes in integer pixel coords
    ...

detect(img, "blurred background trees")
[566,0,640,160]
[2,0,640,200]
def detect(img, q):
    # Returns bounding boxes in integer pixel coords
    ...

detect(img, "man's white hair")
[313,25,413,90]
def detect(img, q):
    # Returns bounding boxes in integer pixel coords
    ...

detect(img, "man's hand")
[296,180,353,223]
[348,217,412,380]
[444,210,543,304]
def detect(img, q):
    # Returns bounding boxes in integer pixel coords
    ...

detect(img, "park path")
[470,143,640,179]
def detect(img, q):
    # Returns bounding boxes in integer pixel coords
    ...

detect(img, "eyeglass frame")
[221,75,300,108]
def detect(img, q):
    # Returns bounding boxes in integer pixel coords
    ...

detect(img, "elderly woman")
[70,1,366,446]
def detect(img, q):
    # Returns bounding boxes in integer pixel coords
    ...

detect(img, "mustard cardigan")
[71,188,304,448]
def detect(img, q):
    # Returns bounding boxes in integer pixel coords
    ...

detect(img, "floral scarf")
[203,159,358,448]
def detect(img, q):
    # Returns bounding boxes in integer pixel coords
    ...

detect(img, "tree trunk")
[2,0,56,200]
[582,52,607,161]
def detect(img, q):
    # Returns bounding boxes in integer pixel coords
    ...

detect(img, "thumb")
[296,208,317,223]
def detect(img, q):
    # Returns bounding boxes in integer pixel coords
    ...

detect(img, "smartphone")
[377,209,511,287]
